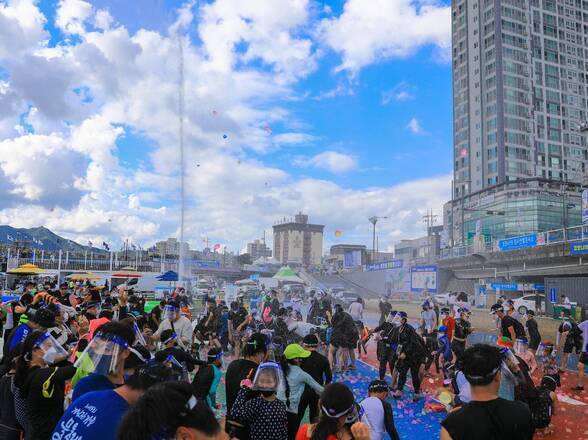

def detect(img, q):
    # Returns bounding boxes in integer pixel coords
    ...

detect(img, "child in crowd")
[538,342,560,387]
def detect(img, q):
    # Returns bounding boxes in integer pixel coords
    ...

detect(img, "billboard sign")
[570,241,588,255]
[489,282,518,291]
[365,259,403,272]
[549,287,557,303]
[583,189,588,224]
[385,267,410,294]
[410,265,437,293]
[498,234,537,251]
[344,250,363,268]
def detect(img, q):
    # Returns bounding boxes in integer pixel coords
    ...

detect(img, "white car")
[434,292,457,306]
[513,294,545,315]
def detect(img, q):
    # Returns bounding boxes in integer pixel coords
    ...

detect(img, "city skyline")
[0,0,453,253]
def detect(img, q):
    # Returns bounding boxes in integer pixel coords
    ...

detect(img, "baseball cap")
[368,380,390,393]
[283,343,311,360]
[438,325,447,333]
[302,334,319,347]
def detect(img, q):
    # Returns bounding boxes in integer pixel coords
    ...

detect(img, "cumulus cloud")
[295,151,358,173]
[0,0,451,252]
[320,0,451,73]
[406,117,425,135]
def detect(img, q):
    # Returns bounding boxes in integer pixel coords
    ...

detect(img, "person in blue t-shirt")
[72,322,135,402]
[53,363,173,440]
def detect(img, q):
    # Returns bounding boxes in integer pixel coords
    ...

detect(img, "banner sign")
[570,241,588,255]
[498,234,537,251]
[582,189,588,224]
[549,287,557,303]
[344,250,363,268]
[193,260,221,269]
[410,265,437,293]
[490,282,518,291]
[364,259,403,272]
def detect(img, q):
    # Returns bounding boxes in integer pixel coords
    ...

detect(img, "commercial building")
[329,244,367,268]
[153,238,190,257]
[273,213,324,266]
[246,239,272,261]
[447,0,586,246]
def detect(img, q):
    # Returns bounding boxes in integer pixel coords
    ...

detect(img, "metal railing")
[440,224,588,259]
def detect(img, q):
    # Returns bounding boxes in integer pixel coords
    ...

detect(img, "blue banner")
[533,283,545,291]
[490,282,518,291]
[364,259,403,272]
[249,274,260,281]
[549,287,557,303]
[193,260,221,269]
[498,234,537,251]
[570,241,588,255]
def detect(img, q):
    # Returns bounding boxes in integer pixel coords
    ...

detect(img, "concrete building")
[273,213,324,266]
[154,238,190,257]
[447,0,586,246]
[329,244,367,268]
[395,227,441,265]
[246,239,272,261]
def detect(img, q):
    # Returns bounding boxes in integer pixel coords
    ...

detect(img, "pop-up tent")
[272,266,303,284]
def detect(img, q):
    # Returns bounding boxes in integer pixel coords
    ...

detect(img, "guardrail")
[440,224,588,259]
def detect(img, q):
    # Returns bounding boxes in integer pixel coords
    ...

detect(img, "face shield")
[514,338,528,355]
[164,305,179,321]
[74,332,129,376]
[35,332,68,365]
[133,323,148,347]
[500,346,520,368]
[321,402,364,425]
[164,355,190,382]
[252,362,286,394]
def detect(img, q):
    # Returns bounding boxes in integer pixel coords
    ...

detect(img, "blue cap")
[438,325,447,333]
[398,311,407,319]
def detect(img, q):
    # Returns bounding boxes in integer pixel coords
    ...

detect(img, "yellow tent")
[7,263,46,275]
[66,272,102,281]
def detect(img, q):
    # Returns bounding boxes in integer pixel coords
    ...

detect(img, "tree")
[238,253,252,265]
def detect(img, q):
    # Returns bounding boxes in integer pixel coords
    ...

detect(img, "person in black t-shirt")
[452,308,472,361]
[441,344,534,440]
[525,310,541,350]
[154,329,204,373]
[225,333,268,440]
[299,334,332,423]
[490,303,525,341]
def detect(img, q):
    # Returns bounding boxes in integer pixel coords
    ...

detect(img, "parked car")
[513,294,545,315]
[434,292,457,306]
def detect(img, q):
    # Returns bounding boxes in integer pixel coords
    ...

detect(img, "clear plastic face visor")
[252,362,286,393]
[74,332,129,376]
[164,305,179,320]
[35,332,68,365]
[514,339,528,355]
[321,402,364,424]
[500,347,520,367]
[386,313,400,325]
[133,323,148,347]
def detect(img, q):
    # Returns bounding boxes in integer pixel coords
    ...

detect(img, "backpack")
[530,387,553,429]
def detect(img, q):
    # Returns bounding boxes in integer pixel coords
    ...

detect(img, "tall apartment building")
[273,213,324,266]
[446,0,587,246]
[246,239,272,261]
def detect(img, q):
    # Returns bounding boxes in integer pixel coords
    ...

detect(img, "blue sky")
[0,0,453,251]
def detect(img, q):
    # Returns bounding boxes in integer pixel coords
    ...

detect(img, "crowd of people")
[0,280,584,439]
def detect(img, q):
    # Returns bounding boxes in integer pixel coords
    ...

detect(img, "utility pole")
[422,209,438,263]
[369,216,388,262]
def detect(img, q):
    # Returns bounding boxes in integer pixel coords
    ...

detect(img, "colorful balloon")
[223,134,228,139]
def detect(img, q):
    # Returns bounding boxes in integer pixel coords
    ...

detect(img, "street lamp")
[369,216,388,262]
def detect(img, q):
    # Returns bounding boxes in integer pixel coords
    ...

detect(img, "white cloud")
[55,0,93,35]
[320,0,451,73]
[295,151,358,173]
[381,81,415,104]
[0,0,451,252]
[406,117,425,135]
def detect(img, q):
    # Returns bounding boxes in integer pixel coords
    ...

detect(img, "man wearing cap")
[392,311,427,401]
[372,311,399,381]
[146,300,193,350]
[452,308,472,361]
[300,334,332,422]
[192,347,224,408]
[53,363,173,440]
[490,303,526,342]
[5,306,56,354]
[154,329,203,372]
[359,380,400,440]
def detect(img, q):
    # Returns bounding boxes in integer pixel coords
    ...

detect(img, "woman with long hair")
[117,381,227,440]
[14,329,75,439]
[295,383,369,440]
[278,344,324,440]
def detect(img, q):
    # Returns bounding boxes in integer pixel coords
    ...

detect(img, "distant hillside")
[0,225,106,253]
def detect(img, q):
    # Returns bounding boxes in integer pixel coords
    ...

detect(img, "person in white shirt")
[348,298,364,323]
[146,300,193,350]
[359,380,400,440]
[561,294,572,318]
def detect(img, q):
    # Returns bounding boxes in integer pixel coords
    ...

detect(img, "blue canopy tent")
[156,271,178,282]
